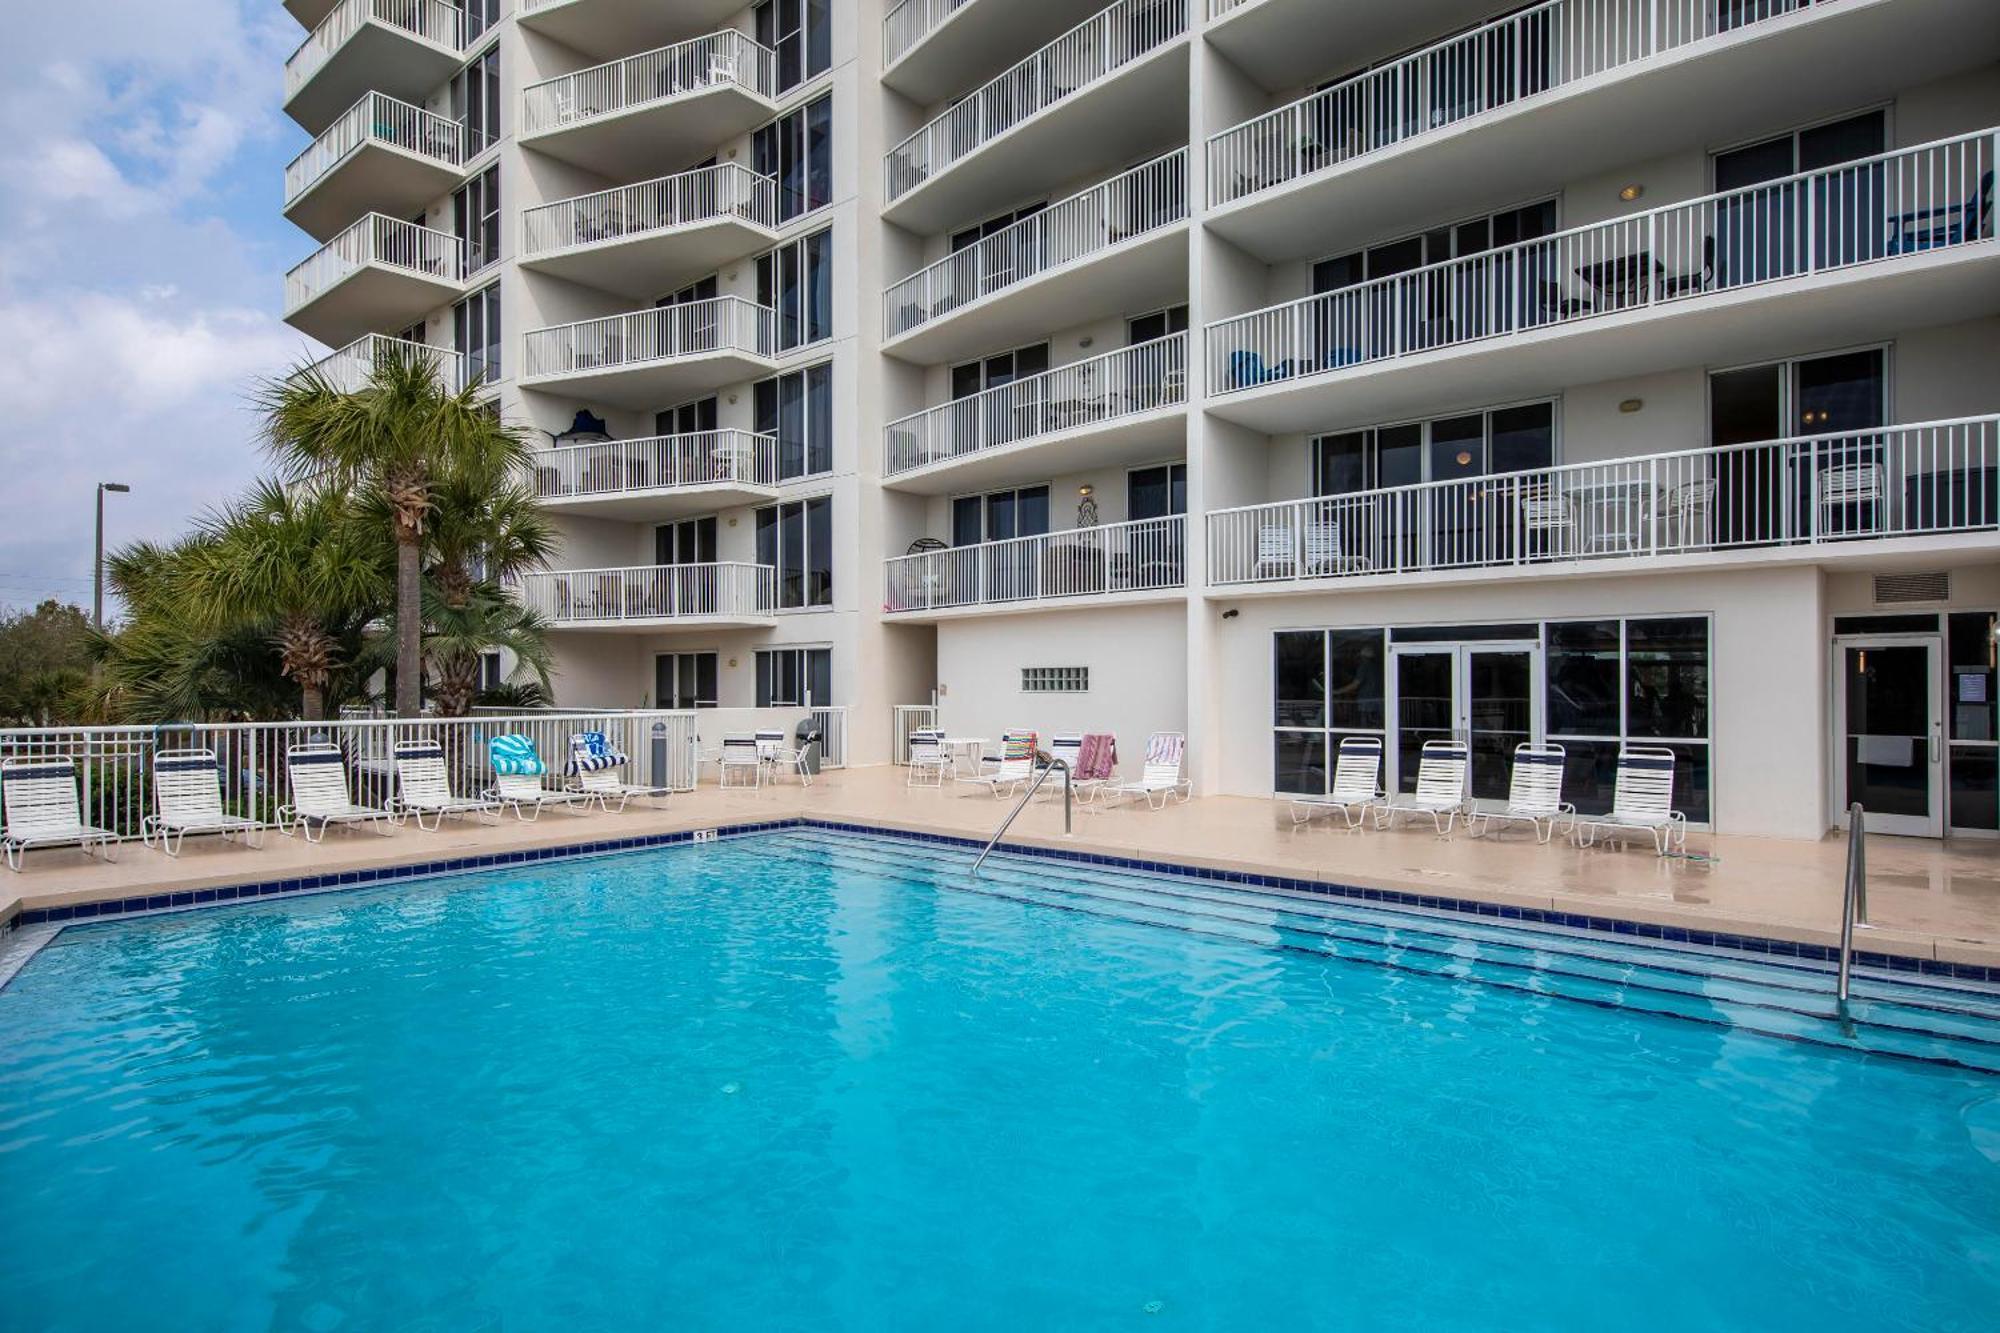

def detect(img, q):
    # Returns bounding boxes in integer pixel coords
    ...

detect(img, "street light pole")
[93,482,131,632]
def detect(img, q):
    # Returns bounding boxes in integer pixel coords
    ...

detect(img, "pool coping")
[4,816,1995,988]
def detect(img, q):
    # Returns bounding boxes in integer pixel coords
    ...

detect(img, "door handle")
[1931,725,1942,765]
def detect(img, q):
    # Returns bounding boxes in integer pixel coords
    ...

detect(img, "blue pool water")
[3,828,1998,1331]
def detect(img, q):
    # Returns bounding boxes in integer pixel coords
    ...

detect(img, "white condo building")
[280,0,2000,841]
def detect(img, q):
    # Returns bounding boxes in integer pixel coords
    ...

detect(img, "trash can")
[794,719,823,776]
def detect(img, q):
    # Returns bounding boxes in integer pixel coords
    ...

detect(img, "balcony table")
[1560,476,1658,554]
[1573,253,1664,311]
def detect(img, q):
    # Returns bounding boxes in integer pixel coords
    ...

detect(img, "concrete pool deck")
[4,765,1999,971]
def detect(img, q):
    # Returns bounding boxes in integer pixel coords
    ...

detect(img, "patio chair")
[484,734,581,822]
[717,734,763,789]
[907,728,950,788]
[1656,478,1716,550]
[1660,235,1716,297]
[390,740,499,830]
[754,728,813,787]
[142,748,266,857]
[1228,350,1294,390]
[1818,462,1885,537]
[1104,732,1192,811]
[1043,734,1107,802]
[1572,746,1687,856]
[279,744,392,843]
[2,756,117,871]
[958,730,1037,798]
[1888,170,1993,255]
[1290,734,1383,828]
[1371,739,1470,835]
[1468,744,1576,844]
[1253,523,1302,579]
[567,731,672,813]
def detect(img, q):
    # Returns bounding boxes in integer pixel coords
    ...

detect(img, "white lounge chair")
[142,748,266,857]
[390,740,499,830]
[280,744,391,843]
[2,756,117,871]
[1105,732,1192,810]
[906,728,949,787]
[484,734,582,821]
[1372,739,1470,835]
[958,730,1036,798]
[1572,746,1688,855]
[1290,734,1384,827]
[1042,734,1108,802]
[1468,743,1575,843]
[717,734,763,789]
[567,731,672,813]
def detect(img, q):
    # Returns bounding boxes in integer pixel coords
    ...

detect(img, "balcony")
[517,0,746,64]
[1204,0,2000,263]
[284,93,476,242]
[520,31,777,179]
[883,0,1113,104]
[520,164,780,301]
[884,335,1187,492]
[520,296,777,409]
[286,0,344,34]
[1202,0,1498,94]
[1207,416,2000,591]
[882,0,1190,234]
[283,213,465,347]
[518,563,778,630]
[882,150,1188,363]
[1204,130,2000,435]
[284,0,465,137]
[531,430,781,520]
[298,334,464,394]
[884,515,1186,619]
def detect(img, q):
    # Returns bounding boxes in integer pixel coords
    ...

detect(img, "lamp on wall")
[1077,483,1099,527]
[1619,184,1645,202]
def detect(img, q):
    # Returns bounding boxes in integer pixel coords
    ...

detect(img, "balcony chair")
[1467,744,1576,844]
[1660,235,1717,297]
[1818,462,1886,538]
[1228,350,1295,390]
[1888,171,1994,255]
[1518,488,1578,560]
[1289,734,1384,828]
[1656,478,1716,550]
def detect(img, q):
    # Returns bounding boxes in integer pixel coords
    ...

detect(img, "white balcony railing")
[885,334,1187,475]
[523,163,779,258]
[531,430,780,500]
[284,92,474,206]
[522,30,775,136]
[300,334,465,394]
[522,297,776,381]
[1206,0,1255,16]
[284,213,465,314]
[517,563,777,623]
[884,150,1188,339]
[1208,416,2000,586]
[885,0,1189,204]
[885,515,1186,612]
[1209,0,1819,208]
[1208,129,1999,396]
[286,0,464,100]
[883,0,978,67]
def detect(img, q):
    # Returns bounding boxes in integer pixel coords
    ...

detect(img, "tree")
[259,351,532,717]
[423,582,555,718]
[0,600,94,725]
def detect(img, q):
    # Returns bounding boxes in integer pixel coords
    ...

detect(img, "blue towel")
[489,734,546,777]
[568,731,629,774]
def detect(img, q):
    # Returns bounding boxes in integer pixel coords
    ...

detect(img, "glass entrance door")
[1391,642,1541,802]
[1838,636,1943,837]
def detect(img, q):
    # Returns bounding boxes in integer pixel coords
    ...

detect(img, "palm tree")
[259,351,531,716]
[423,582,556,718]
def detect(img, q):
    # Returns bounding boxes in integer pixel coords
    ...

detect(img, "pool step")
[753,831,2000,1073]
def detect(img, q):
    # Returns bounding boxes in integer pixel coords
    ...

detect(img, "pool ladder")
[1836,802,1871,1007]
[972,757,1071,877]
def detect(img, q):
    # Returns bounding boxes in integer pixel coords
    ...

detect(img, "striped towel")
[488,734,546,777]
[1146,733,1184,767]
[1002,731,1037,764]
[568,731,629,774]
[1076,733,1118,782]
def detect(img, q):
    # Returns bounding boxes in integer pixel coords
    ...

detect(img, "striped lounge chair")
[485,734,580,821]
[390,740,499,830]
[142,748,266,857]
[280,744,391,842]
[1571,746,1688,855]
[1105,732,1192,810]
[2,756,117,871]
[1290,734,1384,827]
[1468,744,1575,843]
[958,730,1037,797]
[567,730,671,812]
[1371,739,1470,835]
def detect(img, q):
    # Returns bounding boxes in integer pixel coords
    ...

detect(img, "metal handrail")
[1836,801,1870,1004]
[972,756,1071,876]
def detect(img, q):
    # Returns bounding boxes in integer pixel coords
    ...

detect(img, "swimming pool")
[2,827,1997,1330]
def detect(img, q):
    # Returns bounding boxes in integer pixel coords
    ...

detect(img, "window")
[454,166,500,273]
[755,497,833,607]
[452,47,501,154]
[1022,667,1089,693]
[753,94,833,221]
[755,0,831,92]
[454,283,501,385]
[754,363,833,478]
[658,276,719,307]
[656,397,718,438]
[756,647,831,706]
[655,652,719,709]
[758,229,833,351]
[1314,402,1555,495]
[1708,347,1886,543]
[462,0,500,42]
[1272,629,1387,795]
[1127,305,1188,345]
[478,651,503,692]
[1127,463,1186,519]
[655,516,718,566]
[953,486,1049,546]
[1712,110,1886,284]
[1312,200,1557,293]
[1545,617,1711,823]
[951,202,1048,253]
[1949,611,1999,831]
[950,344,1048,400]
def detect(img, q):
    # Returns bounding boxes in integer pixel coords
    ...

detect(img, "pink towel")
[1077,733,1118,782]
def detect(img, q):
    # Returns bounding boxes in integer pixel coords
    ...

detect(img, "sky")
[0,1,327,615]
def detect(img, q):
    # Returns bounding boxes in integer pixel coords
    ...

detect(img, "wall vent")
[1874,572,1950,604]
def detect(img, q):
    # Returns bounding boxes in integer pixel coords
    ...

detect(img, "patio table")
[939,737,990,780]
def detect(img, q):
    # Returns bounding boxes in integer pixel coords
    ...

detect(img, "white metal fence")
[531,431,780,501]
[522,297,775,381]
[300,335,465,394]
[885,0,1190,203]
[1208,416,2000,585]
[516,563,777,624]
[284,212,465,315]
[883,0,978,67]
[884,150,1188,338]
[1208,129,1999,395]
[884,334,1188,475]
[1208,0,1816,207]
[884,515,1187,612]
[522,30,775,135]
[522,163,779,258]
[286,0,464,100]
[284,92,471,206]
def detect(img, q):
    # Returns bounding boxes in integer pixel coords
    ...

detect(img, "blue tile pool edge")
[3,817,1991,988]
